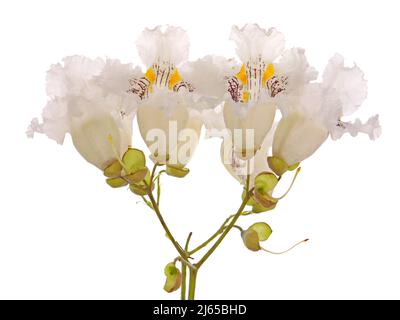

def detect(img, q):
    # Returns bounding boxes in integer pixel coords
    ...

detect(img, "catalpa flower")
[27,56,139,170]
[130,26,234,173]
[222,24,285,159]
[218,25,317,183]
[270,54,381,175]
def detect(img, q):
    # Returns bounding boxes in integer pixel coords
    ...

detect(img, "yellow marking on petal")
[144,67,156,84]
[107,134,113,143]
[236,64,247,85]
[242,91,249,103]
[262,64,275,87]
[168,68,182,90]
[149,85,153,93]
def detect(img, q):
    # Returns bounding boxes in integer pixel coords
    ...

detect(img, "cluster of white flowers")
[28,24,380,181]
[27,24,382,299]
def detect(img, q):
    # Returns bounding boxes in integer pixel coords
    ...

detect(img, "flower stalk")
[181,232,192,300]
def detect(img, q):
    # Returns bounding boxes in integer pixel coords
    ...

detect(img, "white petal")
[26,118,42,138]
[46,55,105,98]
[280,83,341,129]
[197,105,227,138]
[230,24,285,63]
[273,112,328,165]
[220,138,245,183]
[330,114,381,140]
[170,116,202,167]
[136,25,189,67]
[223,101,276,158]
[221,122,276,185]
[275,47,317,92]
[137,97,189,163]
[93,59,141,97]
[70,113,127,169]
[322,54,367,116]
[29,99,70,144]
[179,55,239,110]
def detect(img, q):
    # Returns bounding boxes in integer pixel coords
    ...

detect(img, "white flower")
[273,54,381,167]
[221,123,276,186]
[27,56,139,170]
[132,26,233,166]
[222,24,286,159]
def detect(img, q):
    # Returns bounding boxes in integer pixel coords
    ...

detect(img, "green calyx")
[241,229,261,251]
[254,172,278,195]
[106,177,128,188]
[249,222,272,241]
[104,148,149,190]
[253,190,278,209]
[124,167,149,184]
[267,156,299,176]
[122,148,146,174]
[267,156,288,176]
[166,165,190,178]
[163,262,182,293]
[129,170,153,195]
[252,201,277,213]
[252,171,279,209]
[241,222,273,252]
[103,160,123,178]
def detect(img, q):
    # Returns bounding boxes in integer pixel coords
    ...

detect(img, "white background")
[0,0,399,299]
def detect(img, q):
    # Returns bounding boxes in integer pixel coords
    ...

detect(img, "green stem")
[188,268,198,300]
[187,211,251,256]
[150,162,159,182]
[147,190,194,268]
[156,174,161,206]
[196,175,251,269]
[232,225,244,232]
[181,232,192,300]
[188,214,235,256]
[145,163,194,268]
[181,261,187,300]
